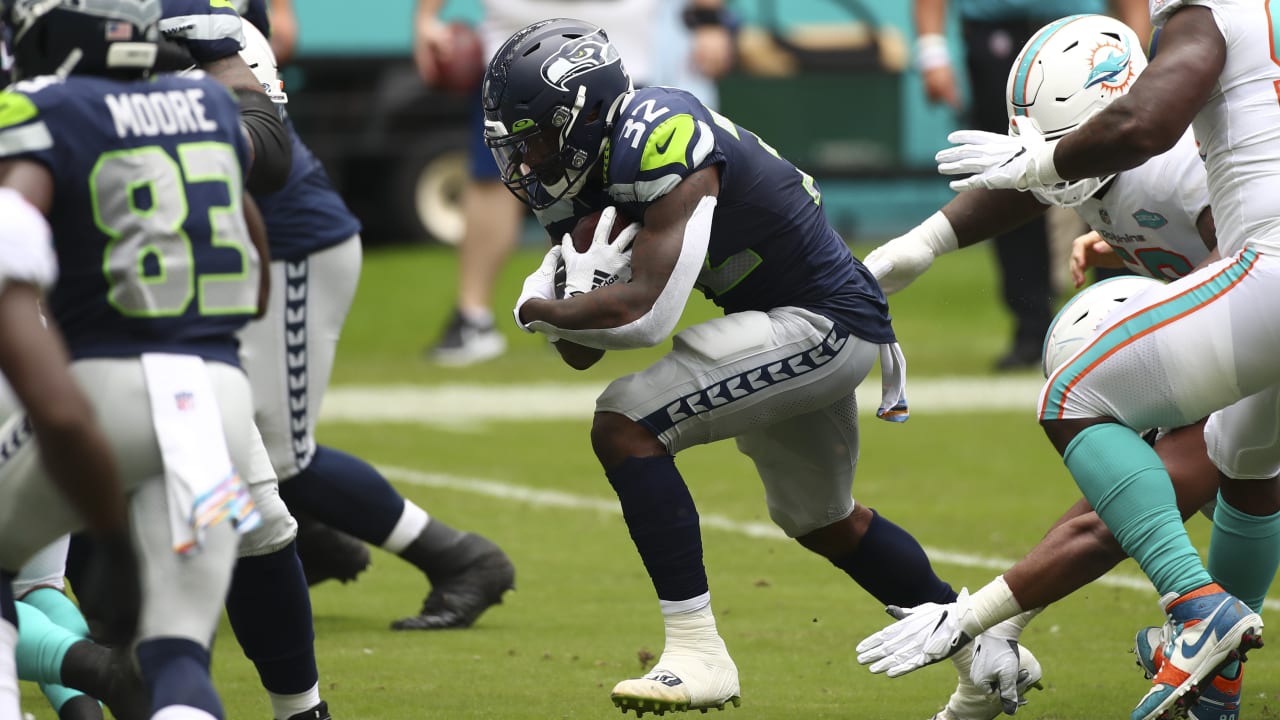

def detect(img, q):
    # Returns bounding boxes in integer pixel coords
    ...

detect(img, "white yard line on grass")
[379,463,1280,613]
[324,375,1047,426]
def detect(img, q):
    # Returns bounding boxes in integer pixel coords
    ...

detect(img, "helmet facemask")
[482,21,632,210]
[1012,115,1113,208]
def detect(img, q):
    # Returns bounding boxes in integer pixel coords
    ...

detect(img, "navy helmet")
[4,0,161,80]
[482,18,633,209]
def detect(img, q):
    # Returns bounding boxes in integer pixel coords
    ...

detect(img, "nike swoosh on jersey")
[653,130,676,156]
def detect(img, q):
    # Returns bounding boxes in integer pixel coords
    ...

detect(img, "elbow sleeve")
[236,88,292,194]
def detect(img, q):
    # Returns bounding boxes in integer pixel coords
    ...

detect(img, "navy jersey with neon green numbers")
[543,87,895,344]
[253,116,362,261]
[0,73,255,365]
[160,0,245,64]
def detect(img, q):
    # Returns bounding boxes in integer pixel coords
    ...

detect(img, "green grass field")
[22,242,1280,719]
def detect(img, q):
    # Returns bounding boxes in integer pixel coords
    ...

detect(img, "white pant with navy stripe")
[596,307,881,538]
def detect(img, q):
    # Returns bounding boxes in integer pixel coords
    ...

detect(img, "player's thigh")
[238,236,361,478]
[735,392,859,538]
[0,415,83,573]
[12,536,70,597]
[1040,250,1280,430]
[1204,384,1280,480]
[130,475,237,645]
[596,307,878,454]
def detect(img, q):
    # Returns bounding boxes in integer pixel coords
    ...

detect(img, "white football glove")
[561,206,640,297]
[863,211,958,294]
[513,244,563,333]
[855,588,973,677]
[935,118,1062,194]
[970,620,1036,715]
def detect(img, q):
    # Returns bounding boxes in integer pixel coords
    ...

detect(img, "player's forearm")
[552,339,606,370]
[237,88,292,194]
[913,0,948,37]
[1054,7,1222,181]
[941,188,1047,248]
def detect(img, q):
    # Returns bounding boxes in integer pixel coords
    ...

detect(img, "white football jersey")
[1150,0,1280,255]
[0,189,57,295]
[1074,129,1212,280]
[480,0,656,85]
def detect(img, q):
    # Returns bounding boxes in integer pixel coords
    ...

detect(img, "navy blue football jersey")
[537,87,895,344]
[160,0,245,64]
[0,72,255,364]
[253,117,362,261]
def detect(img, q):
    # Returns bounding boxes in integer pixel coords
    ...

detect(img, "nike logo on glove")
[998,148,1027,168]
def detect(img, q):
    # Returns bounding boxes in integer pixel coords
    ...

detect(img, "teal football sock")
[15,602,80,684]
[1209,492,1280,613]
[1064,423,1211,597]
[22,588,90,638]
[41,682,92,716]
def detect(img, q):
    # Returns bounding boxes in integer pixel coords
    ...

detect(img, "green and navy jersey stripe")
[1040,249,1261,420]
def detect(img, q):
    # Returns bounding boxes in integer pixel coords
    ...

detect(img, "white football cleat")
[610,647,741,717]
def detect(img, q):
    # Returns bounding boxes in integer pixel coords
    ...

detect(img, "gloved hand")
[970,620,1038,715]
[513,244,563,332]
[561,206,639,297]
[863,211,958,294]
[936,118,1062,194]
[855,588,974,677]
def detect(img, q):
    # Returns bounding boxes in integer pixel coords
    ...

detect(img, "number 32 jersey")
[538,86,896,345]
[0,72,255,365]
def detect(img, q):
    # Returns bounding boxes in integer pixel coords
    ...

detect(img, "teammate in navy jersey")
[0,1,270,718]
[231,2,516,632]
[157,0,291,194]
[488,19,1038,717]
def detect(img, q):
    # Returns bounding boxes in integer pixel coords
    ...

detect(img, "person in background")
[414,0,735,366]
[911,0,1148,370]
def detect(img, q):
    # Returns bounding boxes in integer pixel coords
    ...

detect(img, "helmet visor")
[485,114,593,210]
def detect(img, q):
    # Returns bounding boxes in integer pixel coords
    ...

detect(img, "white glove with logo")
[936,118,1062,194]
[970,620,1036,715]
[855,588,973,677]
[863,211,958,294]
[513,244,563,333]
[561,206,640,297]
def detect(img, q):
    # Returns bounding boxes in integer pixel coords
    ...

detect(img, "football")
[1041,275,1165,378]
[570,209,631,254]
[434,23,485,94]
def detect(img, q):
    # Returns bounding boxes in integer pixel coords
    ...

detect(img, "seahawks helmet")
[1005,14,1147,207]
[4,0,160,80]
[482,19,632,209]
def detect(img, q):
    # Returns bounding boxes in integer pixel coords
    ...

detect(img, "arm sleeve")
[527,196,717,349]
[0,188,57,294]
[237,87,292,194]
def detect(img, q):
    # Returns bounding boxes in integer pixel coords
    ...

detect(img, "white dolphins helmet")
[239,19,286,105]
[1042,275,1165,378]
[1006,14,1147,207]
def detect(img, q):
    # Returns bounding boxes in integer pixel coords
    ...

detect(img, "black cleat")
[294,513,372,586]
[390,534,515,630]
[60,642,149,720]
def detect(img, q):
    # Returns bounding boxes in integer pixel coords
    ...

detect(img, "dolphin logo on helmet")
[540,31,621,91]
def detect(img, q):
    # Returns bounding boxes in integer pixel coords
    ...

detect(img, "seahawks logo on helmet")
[540,32,620,91]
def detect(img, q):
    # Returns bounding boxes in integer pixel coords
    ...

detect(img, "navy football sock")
[224,543,318,695]
[606,455,708,602]
[280,446,405,545]
[0,573,14,626]
[831,509,957,607]
[134,638,221,718]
